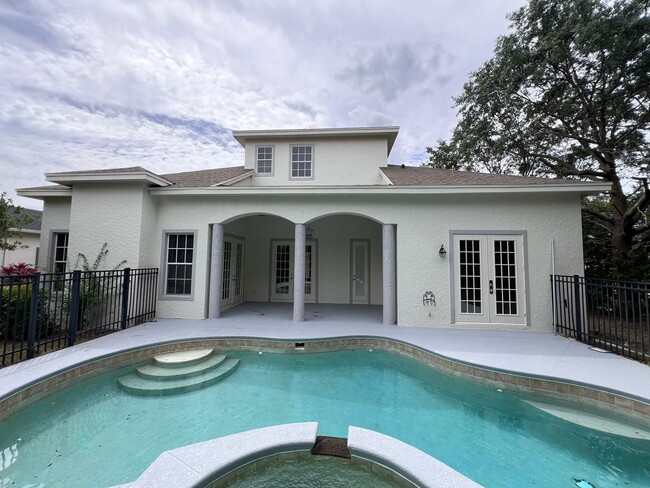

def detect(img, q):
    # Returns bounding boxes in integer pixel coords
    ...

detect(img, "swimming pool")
[1,349,649,487]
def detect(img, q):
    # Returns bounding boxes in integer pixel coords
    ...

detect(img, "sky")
[0,0,527,209]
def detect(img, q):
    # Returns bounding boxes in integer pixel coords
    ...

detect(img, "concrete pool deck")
[1,303,650,406]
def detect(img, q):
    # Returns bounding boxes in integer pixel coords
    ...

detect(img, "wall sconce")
[306,226,315,239]
[438,245,447,258]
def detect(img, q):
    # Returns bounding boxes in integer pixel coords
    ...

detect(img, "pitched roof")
[9,206,42,231]
[161,166,252,187]
[380,166,578,186]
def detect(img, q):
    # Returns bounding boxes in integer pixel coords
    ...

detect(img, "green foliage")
[0,285,55,340]
[427,0,650,258]
[71,243,127,330]
[0,192,33,252]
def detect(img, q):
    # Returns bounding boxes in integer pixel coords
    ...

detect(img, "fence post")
[121,268,131,329]
[573,274,583,342]
[27,273,40,359]
[68,270,81,347]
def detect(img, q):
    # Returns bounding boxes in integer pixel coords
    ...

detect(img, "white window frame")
[289,144,314,180]
[255,145,274,176]
[161,230,197,300]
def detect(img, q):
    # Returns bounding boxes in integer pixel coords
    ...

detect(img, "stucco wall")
[68,183,148,270]
[1,231,40,268]
[38,197,71,270]
[242,137,387,186]
[151,191,584,330]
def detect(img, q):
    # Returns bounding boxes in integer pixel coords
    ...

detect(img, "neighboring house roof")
[380,166,580,186]
[161,167,253,187]
[8,206,42,231]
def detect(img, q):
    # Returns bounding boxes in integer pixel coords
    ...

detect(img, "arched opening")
[211,213,389,324]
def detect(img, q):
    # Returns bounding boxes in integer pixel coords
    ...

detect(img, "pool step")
[117,349,239,396]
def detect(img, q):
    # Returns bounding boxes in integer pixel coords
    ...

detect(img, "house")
[0,207,42,269]
[17,126,610,330]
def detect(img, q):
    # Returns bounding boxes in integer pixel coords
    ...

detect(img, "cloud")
[0,0,528,209]
[337,42,450,102]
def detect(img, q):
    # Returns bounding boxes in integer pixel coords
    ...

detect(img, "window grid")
[305,244,312,295]
[291,145,313,178]
[166,233,194,295]
[459,239,482,314]
[52,232,69,274]
[234,242,243,297]
[222,241,232,300]
[275,245,291,294]
[256,146,273,174]
[494,240,518,315]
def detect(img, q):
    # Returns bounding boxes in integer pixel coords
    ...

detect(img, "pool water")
[1,350,649,487]
[216,453,414,488]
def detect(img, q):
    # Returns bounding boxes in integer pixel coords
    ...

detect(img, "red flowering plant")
[1,262,37,276]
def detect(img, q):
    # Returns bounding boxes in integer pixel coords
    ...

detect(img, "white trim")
[45,171,173,187]
[378,169,394,185]
[17,187,72,199]
[289,144,315,180]
[149,182,610,196]
[160,230,198,301]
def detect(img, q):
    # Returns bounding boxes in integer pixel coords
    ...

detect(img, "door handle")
[489,280,494,294]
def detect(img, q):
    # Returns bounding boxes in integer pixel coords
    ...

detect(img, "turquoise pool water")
[1,350,649,487]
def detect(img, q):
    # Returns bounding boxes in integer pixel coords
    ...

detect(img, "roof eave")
[45,172,173,187]
[16,187,73,200]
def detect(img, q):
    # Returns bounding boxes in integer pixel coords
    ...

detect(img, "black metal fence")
[0,268,158,367]
[552,274,650,361]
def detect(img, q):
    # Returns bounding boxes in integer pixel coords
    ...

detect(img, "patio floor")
[2,303,650,405]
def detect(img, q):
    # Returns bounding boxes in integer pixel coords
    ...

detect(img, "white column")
[382,224,396,325]
[293,223,306,322]
[208,223,224,319]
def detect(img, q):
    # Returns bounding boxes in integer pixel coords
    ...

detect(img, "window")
[256,146,273,175]
[52,232,69,273]
[164,233,195,296]
[290,145,313,179]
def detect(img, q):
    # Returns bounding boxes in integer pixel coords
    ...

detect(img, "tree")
[427,0,650,257]
[0,192,33,251]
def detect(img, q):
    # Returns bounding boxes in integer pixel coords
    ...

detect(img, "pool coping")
[108,423,481,488]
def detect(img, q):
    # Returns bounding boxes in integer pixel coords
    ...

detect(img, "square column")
[208,223,224,319]
[382,224,396,325]
[293,223,306,322]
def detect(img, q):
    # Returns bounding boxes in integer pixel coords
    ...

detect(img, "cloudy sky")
[1,0,526,209]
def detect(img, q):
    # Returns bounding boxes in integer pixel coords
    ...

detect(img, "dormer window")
[291,145,313,179]
[256,146,274,175]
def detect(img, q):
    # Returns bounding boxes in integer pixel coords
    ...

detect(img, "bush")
[0,285,56,341]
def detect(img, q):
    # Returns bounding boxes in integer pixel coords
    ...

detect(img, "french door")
[351,240,370,304]
[221,236,244,310]
[270,241,316,302]
[453,234,525,325]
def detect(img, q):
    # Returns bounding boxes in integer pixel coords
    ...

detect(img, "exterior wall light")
[438,245,447,258]
[306,226,315,239]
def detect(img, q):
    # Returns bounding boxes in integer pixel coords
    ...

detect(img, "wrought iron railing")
[0,268,158,367]
[552,274,650,361]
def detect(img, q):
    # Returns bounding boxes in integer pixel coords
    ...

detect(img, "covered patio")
[220,302,383,324]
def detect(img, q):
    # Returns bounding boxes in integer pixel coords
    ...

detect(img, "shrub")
[0,284,56,341]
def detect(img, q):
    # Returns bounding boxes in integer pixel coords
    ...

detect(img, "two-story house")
[18,126,609,330]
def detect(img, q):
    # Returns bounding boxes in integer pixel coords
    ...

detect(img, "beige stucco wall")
[38,197,71,270]
[150,191,584,332]
[241,136,387,186]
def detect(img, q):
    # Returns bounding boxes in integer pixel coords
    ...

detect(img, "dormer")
[232,126,399,186]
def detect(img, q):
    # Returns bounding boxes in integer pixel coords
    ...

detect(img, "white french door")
[453,234,525,325]
[351,240,370,304]
[271,241,317,302]
[221,236,244,309]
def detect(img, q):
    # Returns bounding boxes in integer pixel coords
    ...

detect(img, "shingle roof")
[9,206,42,231]
[380,166,577,186]
[161,166,251,187]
